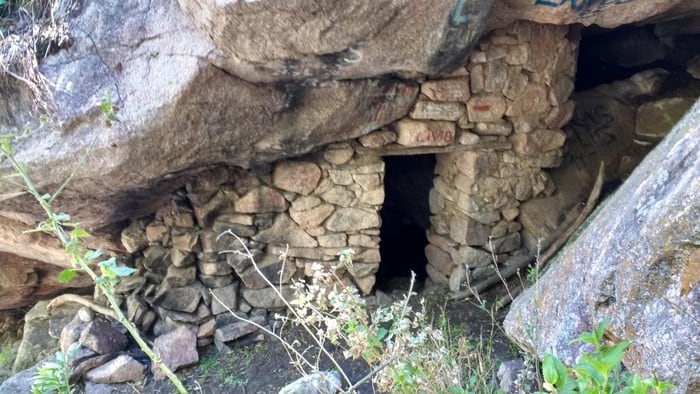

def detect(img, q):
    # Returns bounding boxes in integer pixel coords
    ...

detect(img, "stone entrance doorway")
[376,154,435,289]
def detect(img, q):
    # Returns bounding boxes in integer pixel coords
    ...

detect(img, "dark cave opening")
[574,22,700,91]
[519,19,699,250]
[376,154,436,291]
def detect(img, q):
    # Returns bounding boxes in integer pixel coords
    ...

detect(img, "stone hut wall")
[357,21,577,290]
[117,21,579,342]
[119,149,386,339]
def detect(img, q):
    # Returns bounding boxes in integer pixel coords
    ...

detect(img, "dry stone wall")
[115,21,579,344]
[118,148,386,343]
[357,21,577,290]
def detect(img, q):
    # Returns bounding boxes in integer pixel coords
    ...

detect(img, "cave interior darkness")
[377,154,434,291]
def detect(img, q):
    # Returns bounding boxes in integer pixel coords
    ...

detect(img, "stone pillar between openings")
[422,21,578,290]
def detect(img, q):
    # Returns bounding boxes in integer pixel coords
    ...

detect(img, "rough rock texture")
[151,325,198,380]
[504,100,700,393]
[279,370,343,394]
[519,68,698,250]
[12,300,81,373]
[0,217,71,267]
[80,318,129,355]
[0,0,697,314]
[0,252,91,309]
[0,0,418,235]
[83,355,146,384]
[178,0,495,83]
[59,22,580,353]
[422,21,576,288]
[0,358,42,393]
[487,0,700,30]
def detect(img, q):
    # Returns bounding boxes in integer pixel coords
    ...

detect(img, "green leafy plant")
[99,89,120,125]
[536,319,674,394]
[0,107,188,393]
[30,343,78,394]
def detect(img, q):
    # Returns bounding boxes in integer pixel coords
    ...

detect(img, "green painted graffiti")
[535,0,636,16]
[450,0,472,26]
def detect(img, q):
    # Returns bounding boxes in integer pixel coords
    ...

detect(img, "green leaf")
[623,374,652,394]
[70,228,91,239]
[575,355,606,385]
[113,266,136,277]
[54,351,65,363]
[100,91,113,113]
[594,318,609,342]
[98,257,118,278]
[37,222,53,232]
[100,89,121,123]
[574,330,599,347]
[106,112,120,122]
[84,249,102,261]
[65,240,78,256]
[542,353,560,386]
[599,340,630,369]
[37,361,62,370]
[66,342,80,358]
[544,352,570,389]
[376,327,388,340]
[58,269,77,283]
[0,138,12,155]
[654,380,675,393]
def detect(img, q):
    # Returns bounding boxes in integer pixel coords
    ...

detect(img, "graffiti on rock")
[535,0,636,17]
[450,0,473,26]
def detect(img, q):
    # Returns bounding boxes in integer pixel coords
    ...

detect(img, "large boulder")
[0,360,42,394]
[178,0,495,83]
[0,0,418,236]
[487,0,700,30]
[504,100,700,393]
[12,300,82,373]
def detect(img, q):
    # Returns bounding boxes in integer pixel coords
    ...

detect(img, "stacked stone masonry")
[360,21,577,290]
[118,149,385,338]
[116,21,578,344]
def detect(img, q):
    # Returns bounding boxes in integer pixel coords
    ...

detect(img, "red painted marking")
[472,104,491,111]
[415,129,453,143]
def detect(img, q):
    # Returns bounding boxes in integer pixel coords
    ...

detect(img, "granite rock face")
[487,0,700,30]
[504,101,700,394]
[178,0,495,83]
[12,300,81,373]
[0,0,418,234]
[0,252,91,310]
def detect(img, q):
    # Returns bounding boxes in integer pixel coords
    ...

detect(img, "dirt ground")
[0,282,519,394]
[88,285,518,394]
